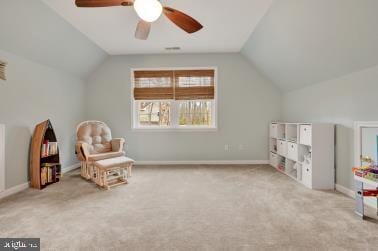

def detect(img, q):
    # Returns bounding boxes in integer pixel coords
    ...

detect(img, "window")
[137,101,171,127]
[178,101,212,126]
[132,68,217,130]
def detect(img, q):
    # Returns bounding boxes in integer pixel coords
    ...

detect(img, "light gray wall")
[85,53,281,162]
[0,0,107,79]
[282,65,378,190]
[0,49,85,189]
[242,0,378,91]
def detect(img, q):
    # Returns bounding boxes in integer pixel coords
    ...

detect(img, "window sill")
[131,127,218,133]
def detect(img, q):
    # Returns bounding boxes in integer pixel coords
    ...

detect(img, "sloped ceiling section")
[242,0,378,91]
[42,0,273,55]
[0,0,107,78]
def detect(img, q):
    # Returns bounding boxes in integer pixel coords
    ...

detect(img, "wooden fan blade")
[135,20,151,40]
[163,7,203,34]
[75,0,133,7]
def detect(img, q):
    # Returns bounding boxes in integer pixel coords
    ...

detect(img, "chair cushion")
[77,121,112,154]
[88,151,125,161]
[95,156,135,169]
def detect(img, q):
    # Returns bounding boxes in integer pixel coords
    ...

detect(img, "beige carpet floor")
[1,165,378,250]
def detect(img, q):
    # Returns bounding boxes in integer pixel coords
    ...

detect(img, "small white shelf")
[286,124,298,143]
[354,175,378,187]
[269,138,277,153]
[271,123,287,140]
[269,122,335,190]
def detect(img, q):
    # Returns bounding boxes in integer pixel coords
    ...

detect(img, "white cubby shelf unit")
[269,122,335,190]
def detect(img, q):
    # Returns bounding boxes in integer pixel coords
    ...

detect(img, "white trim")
[336,183,376,209]
[131,127,218,133]
[135,160,269,165]
[62,163,80,174]
[353,121,378,167]
[0,124,5,192]
[335,184,355,198]
[130,67,218,131]
[0,182,30,200]
[0,163,80,201]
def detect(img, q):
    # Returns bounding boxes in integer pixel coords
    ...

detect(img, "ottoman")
[93,156,134,189]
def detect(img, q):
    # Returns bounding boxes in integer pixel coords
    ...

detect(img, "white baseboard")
[335,184,355,198]
[336,183,376,209]
[0,163,80,201]
[135,160,269,165]
[0,182,30,200]
[62,163,80,174]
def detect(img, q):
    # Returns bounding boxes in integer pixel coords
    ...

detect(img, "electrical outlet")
[224,144,230,151]
[238,144,244,150]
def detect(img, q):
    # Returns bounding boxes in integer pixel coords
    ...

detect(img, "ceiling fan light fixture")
[134,0,163,23]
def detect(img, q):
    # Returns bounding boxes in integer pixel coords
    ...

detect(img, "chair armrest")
[87,151,125,161]
[75,142,90,161]
[111,138,125,152]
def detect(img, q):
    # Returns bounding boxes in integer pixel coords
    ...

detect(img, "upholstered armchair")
[75,121,125,179]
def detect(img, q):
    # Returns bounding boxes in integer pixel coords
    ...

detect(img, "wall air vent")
[0,60,7,81]
[165,47,181,51]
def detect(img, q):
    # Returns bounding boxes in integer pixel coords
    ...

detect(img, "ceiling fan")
[75,0,203,40]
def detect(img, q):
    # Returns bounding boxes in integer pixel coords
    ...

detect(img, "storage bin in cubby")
[287,142,298,161]
[277,140,287,157]
[302,161,312,188]
[299,124,312,146]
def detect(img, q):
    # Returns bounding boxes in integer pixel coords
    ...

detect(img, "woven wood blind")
[174,70,215,100]
[0,60,6,81]
[133,70,174,100]
[133,69,215,100]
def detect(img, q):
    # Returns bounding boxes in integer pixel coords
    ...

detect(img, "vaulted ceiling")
[42,0,273,55]
[3,0,377,89]
[0,0,107,78]
[242,0,378,91]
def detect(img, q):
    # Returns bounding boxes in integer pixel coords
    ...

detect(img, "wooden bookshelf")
[30,119,61,189]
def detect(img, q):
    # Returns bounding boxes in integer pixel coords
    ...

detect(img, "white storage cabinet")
[269,122,334,190]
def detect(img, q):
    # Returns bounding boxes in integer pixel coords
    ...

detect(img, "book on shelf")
[40,163,61,185]
[41,162,60,167]
[41,140,58,157]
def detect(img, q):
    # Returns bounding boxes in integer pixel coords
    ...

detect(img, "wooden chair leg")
[104,170,109,189]
[81,161,87,179]
[120,168,125,181]
[90,162,95,180]
[127,164,132,178]
[96,166,100,185]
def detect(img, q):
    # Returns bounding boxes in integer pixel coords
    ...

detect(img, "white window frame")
[131,67,218,132]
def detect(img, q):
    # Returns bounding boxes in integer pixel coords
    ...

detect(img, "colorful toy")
[353,166,378,182]
[353,162,378,219]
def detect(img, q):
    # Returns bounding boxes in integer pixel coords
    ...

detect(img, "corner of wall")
[238,51,283,95]
[82,53,110,82]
